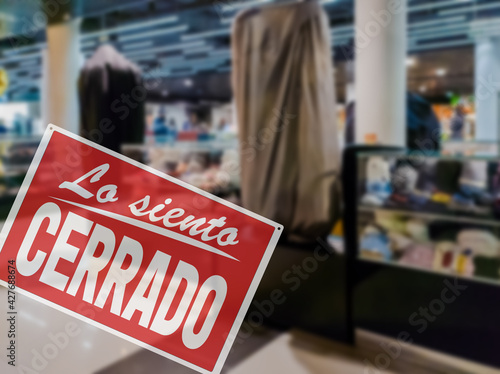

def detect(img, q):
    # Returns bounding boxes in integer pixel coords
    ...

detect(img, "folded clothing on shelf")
[359,225,392,261]
[449,191,492,216]
[448,160,492,215]
[387,164,420,208]
[374,211,407,234]
[406,219,429,242]
[459,160,488,190]
[457,229,499,257]
[361,156,392,206]
[414,159,438,192]
[399,244,434,269]
[388,231,414,253]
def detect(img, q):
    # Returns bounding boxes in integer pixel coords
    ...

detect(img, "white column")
[355,0,407,146]
[42,18,81,133]
[474,37,500,142]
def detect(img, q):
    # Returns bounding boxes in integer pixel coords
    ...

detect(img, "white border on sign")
[0,124,283,374]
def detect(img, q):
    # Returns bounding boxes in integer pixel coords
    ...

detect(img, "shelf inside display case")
[356,151,500,286]
[123,136,238,153]
[358,206,500,227]
[356,151,500,220]
[358,208,500,286]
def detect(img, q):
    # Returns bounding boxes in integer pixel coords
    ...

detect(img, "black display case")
[344,145,500,368]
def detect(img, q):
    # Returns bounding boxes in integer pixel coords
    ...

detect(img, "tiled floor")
[1,285,499,374]
[99,326,500,374]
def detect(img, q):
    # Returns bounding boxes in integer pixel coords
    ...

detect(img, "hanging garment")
[78,45,145,153]
[232,1,340,241]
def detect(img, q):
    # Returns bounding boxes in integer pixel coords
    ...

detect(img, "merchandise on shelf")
[387,163,419,208]
[359,209,500,281]
[141,141,241,199]
[359,225,392,261]
[359,154,500,218]
[361,156,392,206]
[357,151,500,284]
[398,244,434,269]
[449,160,492,215]
[433,241,458,273]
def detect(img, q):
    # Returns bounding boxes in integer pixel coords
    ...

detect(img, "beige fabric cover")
[232,0,340,241]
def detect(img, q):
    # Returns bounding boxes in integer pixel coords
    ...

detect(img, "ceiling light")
[131,54,158,62]
[81,40,97,49]
[3,43,47,56]
[183,46,213,55]
[439,2,500,16]
[408,16,466,29]
[122,40,154,51]
[409,0,468,13]
[81,15,179,40]
[435,68,447,77]
[18,59,39,67]
[217,67,231,73]
[409,38,473,52]
[0,52,41,64]
[221,0,271,12]
[118,24,188,42]
[124,41,205,58]
[181,29,230,41]
[406,57,417,67]
[209,49,230,57]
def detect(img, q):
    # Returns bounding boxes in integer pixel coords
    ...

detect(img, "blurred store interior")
[2,0,500,373]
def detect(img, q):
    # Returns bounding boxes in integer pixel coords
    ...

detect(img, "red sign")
[0,125,282,374]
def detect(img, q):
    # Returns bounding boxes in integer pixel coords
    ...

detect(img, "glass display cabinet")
[357,151,500,285]
[343,146,500,369]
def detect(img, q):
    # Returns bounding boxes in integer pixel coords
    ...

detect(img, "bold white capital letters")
[17,203,61,277]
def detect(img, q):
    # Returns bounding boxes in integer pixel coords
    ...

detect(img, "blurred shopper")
[182,112,209,133]
[153,107,168,136]
[217,118,231,132]
[406,92,441,151]
[450,104,466,140]
[182,112,198,131]
[168,118,177,131]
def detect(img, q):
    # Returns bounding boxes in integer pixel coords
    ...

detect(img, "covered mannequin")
[232,0,340,241]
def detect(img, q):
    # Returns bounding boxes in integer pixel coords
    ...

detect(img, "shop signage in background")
[0,125,282,374]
